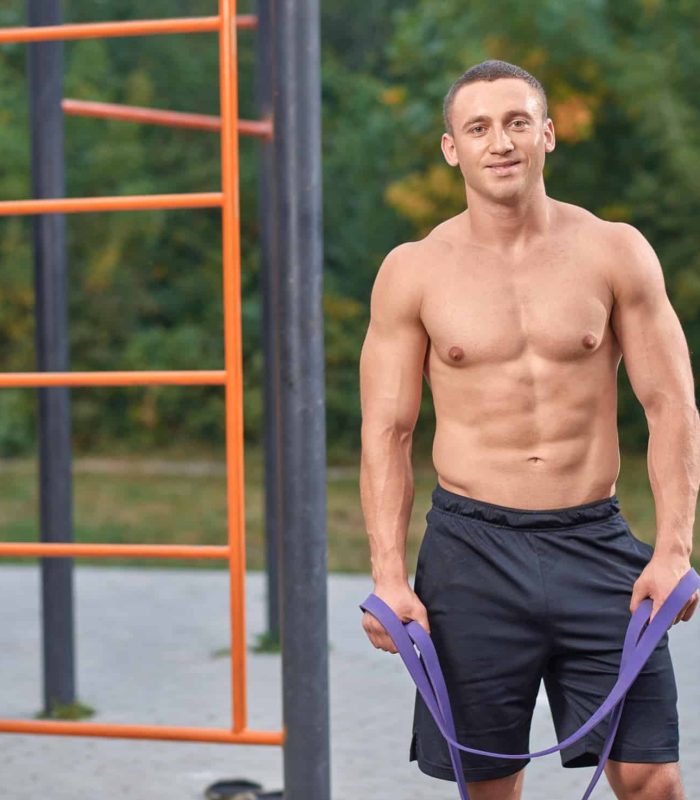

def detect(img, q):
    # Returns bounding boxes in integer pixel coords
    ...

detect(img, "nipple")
[448,346,464,362]
[582,333,597,349]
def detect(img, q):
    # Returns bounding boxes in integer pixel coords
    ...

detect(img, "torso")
[417,199,623,509]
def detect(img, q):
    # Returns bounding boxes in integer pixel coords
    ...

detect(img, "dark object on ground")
[204,778,263,800]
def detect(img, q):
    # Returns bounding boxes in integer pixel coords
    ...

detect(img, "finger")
[673,595,696,623]
[369,629,398,653]
[364,617,386,637]
[369,628,391,648]
[682,596,698,621]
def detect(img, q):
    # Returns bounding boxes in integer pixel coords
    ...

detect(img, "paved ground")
[0,566,696,799]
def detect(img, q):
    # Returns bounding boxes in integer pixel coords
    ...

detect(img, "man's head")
[443,60,548,137]
[441,60,555,204]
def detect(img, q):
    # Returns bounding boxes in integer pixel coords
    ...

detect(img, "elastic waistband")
[431,482,620,530]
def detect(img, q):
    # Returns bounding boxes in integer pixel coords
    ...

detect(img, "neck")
[464,179,552,255]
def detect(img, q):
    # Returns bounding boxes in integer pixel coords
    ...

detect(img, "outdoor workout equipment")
[0,2,328,799]
[361,567,700,800]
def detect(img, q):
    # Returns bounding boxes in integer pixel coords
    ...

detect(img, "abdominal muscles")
[429,356,620,509]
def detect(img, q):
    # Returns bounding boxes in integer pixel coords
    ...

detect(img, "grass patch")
[35,699,95,721]
[0,448,697,573]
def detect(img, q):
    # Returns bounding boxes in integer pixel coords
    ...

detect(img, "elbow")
[644,394,700,426]
[361,420,415,448]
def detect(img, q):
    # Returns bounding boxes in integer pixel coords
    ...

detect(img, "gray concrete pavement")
[0,566,696,799]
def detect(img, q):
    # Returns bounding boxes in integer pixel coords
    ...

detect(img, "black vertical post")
[272,1,330,799]
[27,0,76,715]
[255,0,281,645]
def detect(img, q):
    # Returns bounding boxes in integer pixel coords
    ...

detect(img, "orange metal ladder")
[0,1,284,749]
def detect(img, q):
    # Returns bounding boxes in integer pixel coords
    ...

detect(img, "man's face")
[441,78,555,204]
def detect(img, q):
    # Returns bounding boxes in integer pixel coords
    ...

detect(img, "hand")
[629,552,699,625]
[362,581,430,654]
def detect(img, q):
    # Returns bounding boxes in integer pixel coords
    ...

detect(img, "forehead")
[452,78,541,124]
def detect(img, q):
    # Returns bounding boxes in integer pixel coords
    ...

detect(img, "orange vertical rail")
[0,5,284,748]
[218,0,248,736]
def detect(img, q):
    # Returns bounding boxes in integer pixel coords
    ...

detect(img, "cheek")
[458,148,483,174]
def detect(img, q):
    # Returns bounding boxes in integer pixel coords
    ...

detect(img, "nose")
[489,126,515,154]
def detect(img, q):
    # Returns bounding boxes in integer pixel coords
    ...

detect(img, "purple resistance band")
[360,567,700,800]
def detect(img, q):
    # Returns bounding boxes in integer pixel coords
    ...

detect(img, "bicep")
[360,247,429,435]
[610,224,695,412]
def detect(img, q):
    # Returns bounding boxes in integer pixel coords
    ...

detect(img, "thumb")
[629,583,649,615]
[414,606,431,635]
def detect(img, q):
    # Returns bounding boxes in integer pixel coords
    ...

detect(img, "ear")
[441,132,459,167]
[543,118,556,154]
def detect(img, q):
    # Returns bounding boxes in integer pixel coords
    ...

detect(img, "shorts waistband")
[431,482,621,530]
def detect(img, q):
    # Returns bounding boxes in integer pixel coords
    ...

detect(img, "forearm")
[360,424,414,585]
[646,401,700,558]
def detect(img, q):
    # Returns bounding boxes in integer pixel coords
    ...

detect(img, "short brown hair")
[443,59,548,136]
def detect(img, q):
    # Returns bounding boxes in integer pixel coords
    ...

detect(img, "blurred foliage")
[0,0,698,457]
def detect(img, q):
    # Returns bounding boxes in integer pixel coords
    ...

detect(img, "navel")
[582,333,597,350]
[448,346,464,362]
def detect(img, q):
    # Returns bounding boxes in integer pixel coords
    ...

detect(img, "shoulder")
[373,240,425,288]
[596,220,666,302]
[370,240,427,322]
[554,202,666,301]
[556,200,653,259]
[373,223,453,294]
[423,211,466,251]
[550,198,609,234]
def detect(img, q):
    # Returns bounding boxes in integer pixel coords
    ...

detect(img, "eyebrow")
[461,109,534,131]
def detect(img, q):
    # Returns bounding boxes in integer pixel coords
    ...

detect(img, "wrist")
[652,542,692,561]
[371,563,408,586]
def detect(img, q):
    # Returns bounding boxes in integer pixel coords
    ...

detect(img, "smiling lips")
[488,160,521,171]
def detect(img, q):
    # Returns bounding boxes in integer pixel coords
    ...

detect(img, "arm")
[359,243,428,586]
[609,222,700,559]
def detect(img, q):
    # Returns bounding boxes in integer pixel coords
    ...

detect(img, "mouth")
[488,160,521,173]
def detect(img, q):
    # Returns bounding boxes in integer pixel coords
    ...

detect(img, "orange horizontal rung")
[0,17,220,43]
[0,15,257,45]
[0,370,226,387]
[62,98,273,139]
[0,719,283,745]
[0,542,230,559]
[0,192,223,217]
[232,14,258,29]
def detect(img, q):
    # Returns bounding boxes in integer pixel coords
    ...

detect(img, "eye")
[513,120,528,128]
[470,126,485,134]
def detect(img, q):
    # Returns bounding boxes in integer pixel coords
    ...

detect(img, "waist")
[431,481,621,530]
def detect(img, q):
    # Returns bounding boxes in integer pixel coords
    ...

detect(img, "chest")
[420,250,613,366]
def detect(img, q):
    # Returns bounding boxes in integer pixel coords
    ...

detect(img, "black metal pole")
[255,0,281,645]
[272,1,330,799]
[27,0,76,716]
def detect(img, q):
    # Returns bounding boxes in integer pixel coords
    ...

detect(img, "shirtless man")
[359,59,700,800]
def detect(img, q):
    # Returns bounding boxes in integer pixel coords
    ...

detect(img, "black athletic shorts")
[409,481,680,784]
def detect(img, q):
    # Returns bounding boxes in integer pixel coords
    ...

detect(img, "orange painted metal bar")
[0,370,226,388]
[0,192,223,217]
[219,0,248,737]
[0,542,229,559]
[0,0,285,752]
[0,15,258,45]
[0,719,283,745]
[62,99,273,140]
